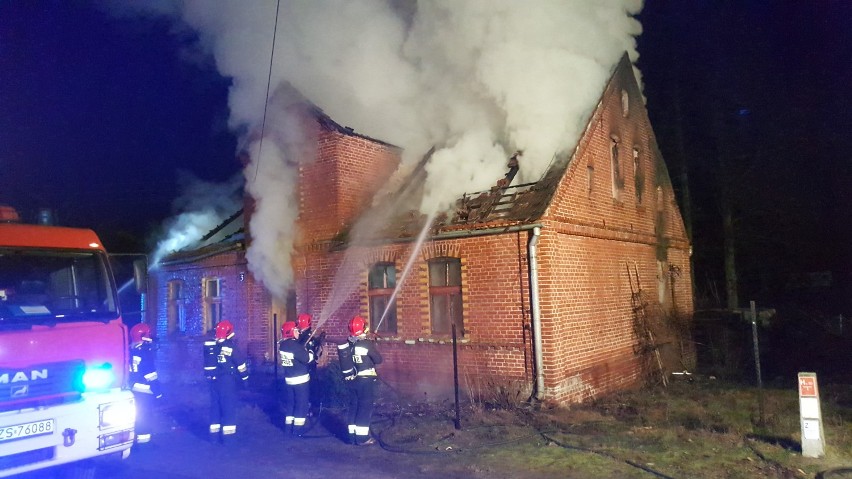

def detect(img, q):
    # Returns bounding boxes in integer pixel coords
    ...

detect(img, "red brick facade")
[150,55,693,406]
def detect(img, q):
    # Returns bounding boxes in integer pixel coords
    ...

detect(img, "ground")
[17,371,852,479]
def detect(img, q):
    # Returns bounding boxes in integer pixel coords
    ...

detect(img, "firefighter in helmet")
[203,320,249,444]
[296,313,325,413]
[336,330,358,444]
[129,323,162,444]
[279,320,315,437]
[348,316,382,446]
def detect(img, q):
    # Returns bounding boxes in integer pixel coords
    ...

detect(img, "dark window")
[611,139,623,200]
[633,147,643,204]
[368,263,397,334]
[428,258,463,336]
[203,277,222,333]
[167,280,186,333]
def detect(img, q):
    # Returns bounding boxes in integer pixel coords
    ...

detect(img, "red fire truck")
[0,206,139,476]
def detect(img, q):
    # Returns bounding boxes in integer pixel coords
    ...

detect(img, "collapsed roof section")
[158,209,245,266]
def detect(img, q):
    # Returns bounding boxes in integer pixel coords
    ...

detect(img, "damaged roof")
[363,145,568,243]
[158,209,245,265]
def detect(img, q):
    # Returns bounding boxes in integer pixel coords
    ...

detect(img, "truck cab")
[0,218,137,477]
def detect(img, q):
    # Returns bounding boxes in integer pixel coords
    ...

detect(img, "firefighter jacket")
[130,339,163,398]
[278,337,314,386]
[204,336,249,381]
[350,337,382,378]
[336,340,355,378]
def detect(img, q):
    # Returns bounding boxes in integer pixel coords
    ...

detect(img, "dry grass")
[368,376,852,478]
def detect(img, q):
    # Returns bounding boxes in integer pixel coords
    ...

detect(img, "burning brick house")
[150,54,694,404]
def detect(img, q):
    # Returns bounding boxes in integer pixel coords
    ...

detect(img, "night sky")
[1,1,850,310]
[0,2,237,249]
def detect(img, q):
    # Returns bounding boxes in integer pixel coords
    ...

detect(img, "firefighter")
[129,323,162,445]
[296,313,325,413]
[348,316,382,446]
[296,313,313,347]
[204,320,249,444]
[336,334,358,444]
[279,320,314,437]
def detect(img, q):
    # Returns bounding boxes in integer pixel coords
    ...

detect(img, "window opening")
[587,165,595,197]
[633,147,643,204]
[202,277,222,333]
[368,263,397,334]
[428,257,464,336]
[167,280,186,333]
[611,139,623,200]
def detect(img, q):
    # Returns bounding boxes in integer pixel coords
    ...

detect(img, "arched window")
[428,257,464,336]
[368,263,397,334]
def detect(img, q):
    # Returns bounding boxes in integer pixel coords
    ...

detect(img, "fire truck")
[0,205,140,477]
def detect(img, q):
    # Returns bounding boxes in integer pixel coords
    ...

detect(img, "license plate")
[0,419,55,442]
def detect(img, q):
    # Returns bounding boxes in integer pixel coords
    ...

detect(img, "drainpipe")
[528,227,544,401]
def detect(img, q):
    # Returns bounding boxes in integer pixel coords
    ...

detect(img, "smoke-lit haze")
[136,0,643,301]
[149,172,242,268]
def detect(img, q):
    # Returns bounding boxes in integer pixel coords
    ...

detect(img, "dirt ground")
[18,369,852,479]
[120,371,852,479]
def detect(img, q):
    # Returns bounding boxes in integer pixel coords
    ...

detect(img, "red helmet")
[348,316,368,336]
[215,320,234,340]
[281,321,298,339]
[130,323,151,343]
[297,313,312,330]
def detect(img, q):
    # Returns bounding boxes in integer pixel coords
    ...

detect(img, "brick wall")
[150,249,273,383]
[152,56,694,406]
[290,55,693,405]
[297,122,401,243]
[534,55,694,403]
[294,232,534,400]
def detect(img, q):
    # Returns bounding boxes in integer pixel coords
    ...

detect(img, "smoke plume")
[131,0,643,299]
[149,171,243,268]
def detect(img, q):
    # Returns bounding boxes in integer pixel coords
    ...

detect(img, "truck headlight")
[100,398,135,429]
[82,363,115,391]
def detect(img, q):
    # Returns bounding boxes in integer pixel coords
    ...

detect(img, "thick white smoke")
[135,0,643,299]
[149,171,242,268]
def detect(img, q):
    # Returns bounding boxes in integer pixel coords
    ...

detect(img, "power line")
[252,0,281,183]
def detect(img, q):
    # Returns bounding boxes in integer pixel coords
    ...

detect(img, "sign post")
[798,372,825,458]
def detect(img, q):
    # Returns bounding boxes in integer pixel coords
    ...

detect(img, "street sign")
[798,372,825,458]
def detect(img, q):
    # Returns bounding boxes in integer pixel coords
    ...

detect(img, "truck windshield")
[0,247,118,323]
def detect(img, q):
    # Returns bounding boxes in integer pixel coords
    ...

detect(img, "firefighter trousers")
[133,392,156,443]
[283,381,310,434]
[351,376,377,443]
[209,375,238,435]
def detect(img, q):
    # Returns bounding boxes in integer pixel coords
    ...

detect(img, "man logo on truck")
[11,385,28,398]
[0,369,49,384]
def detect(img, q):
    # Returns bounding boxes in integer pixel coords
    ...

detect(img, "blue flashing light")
[83,363,115,391]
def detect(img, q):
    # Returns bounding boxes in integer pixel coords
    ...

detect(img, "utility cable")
[252,0,281,183]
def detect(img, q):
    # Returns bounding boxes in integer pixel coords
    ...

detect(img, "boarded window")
[428,257,464,336]
[657,261,669,306]
[611,139,623,200]
[368,263,397,334]
[587,165,595,197]
[633,147,644,205]
[202,277,222,334]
